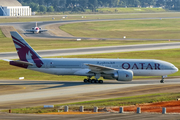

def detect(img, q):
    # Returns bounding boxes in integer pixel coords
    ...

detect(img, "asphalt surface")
[0,113,180,120]
[1,42,180,59]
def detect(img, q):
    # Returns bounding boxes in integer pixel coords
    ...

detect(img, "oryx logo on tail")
[11,31,43,68]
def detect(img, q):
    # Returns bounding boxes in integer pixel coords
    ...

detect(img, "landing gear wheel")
[84,79,88,83]
[99,80,103,84]
[91,79,95,83]
[87,79,91,82]
[160,79,164,83]
[95,80,99,83]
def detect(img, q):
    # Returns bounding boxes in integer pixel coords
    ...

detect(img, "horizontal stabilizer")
[13,60,34,66]
[3,59,33,66]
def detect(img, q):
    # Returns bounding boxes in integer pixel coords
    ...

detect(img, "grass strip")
[0,37,174,52]
[60,18,180,39]
[97,7,166,13]
[0,12,180,23]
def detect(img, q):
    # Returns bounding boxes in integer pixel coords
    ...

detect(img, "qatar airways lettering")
[121,63,161,70]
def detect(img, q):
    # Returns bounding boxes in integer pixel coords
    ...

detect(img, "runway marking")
[0,84,179,108]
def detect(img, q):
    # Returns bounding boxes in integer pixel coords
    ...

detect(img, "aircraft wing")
[39,30,48,32]
[85,63,117,73]
[3,59,34,66]
[26,30,34,32]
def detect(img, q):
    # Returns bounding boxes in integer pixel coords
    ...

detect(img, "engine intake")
[113,70,133,81]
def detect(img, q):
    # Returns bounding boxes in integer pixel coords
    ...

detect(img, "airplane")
[3,31,178,84]
[26,22,48,34]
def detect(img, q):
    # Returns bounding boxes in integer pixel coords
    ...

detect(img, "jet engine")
[113,70,133,81]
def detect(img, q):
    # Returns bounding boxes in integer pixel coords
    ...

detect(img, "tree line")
[17,0,180,12]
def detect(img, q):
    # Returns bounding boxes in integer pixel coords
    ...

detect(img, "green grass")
[37,8,166,15]
[97,7,166,13]
[0,12,180,23]
[65,93,180,106]
[3,92,180,113]
[0,30,5,38]
[60,18,180,39]
[0,37,174,52]
[1,48,180,80]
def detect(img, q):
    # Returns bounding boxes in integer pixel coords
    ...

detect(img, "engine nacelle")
[32,27,34,30]
[114,70,133,81]
[39,28,41,30]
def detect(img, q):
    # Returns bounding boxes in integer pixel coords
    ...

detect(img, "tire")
[160,80,164,83]
[91,79,95,83]
[95,80,99,83]
[88,79,91,82]
[84,79,88,83]
[99,80,103,84]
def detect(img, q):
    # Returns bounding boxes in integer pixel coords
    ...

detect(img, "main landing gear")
[83,78,103,84]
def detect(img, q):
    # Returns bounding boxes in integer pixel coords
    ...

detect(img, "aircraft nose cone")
[175,67,179,72]
[172,66,178,73]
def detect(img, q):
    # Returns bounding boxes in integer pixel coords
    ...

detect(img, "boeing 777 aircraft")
[3,31,178,83]
[26,22,48,34]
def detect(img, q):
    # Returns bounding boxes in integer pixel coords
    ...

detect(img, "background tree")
[88,3,95,12]
[17,0,180,12]
[29,2,39,12]
[39,5,47,12]
[47,6,54,12]
[79,0,88,8]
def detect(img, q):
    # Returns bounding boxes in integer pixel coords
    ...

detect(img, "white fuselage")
[34,27,39,33]
[27,58,178,78]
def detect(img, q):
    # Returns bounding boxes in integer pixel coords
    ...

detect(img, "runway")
[0,42,180,59]
[0,78,180,109]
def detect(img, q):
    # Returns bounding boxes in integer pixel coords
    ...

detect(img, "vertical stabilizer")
[10,31,43,68]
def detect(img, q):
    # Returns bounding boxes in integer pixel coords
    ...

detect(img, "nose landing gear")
[160,79,164,83]
[160,75,167,83]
